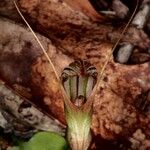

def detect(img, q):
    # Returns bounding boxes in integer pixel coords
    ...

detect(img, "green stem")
[65,107,92,150]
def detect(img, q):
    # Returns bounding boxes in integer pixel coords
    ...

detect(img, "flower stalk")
[65,107,92,150]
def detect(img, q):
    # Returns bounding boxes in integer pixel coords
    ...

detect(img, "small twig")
[116,42,134,63]
[99,10,116,18]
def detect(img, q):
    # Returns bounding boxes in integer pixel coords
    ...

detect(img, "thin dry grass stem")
[90,0,139,99]
[14,1,70,105]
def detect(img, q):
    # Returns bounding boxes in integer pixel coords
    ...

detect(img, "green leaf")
[11,146,20,150]
[20,132,68,150]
